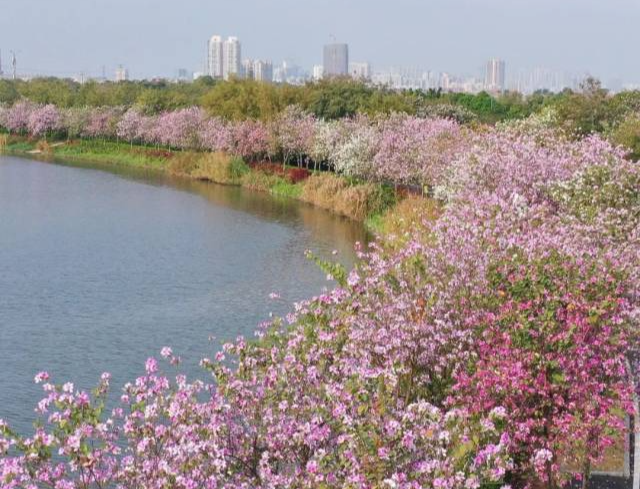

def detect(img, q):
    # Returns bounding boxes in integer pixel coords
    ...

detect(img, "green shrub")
[271,179,303,199]
[610,115,640,161]
[229,156,250,180]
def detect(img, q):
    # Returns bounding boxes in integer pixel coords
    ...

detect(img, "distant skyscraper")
[312,65,324,81]
[253,60,273,82]
[349,62,371,80]
[223,37,241,80]
[242,59,254,80]
[485,59,506,91]
[440,72,451,91]
[115,65,129,82]
[176,69,191,82]
[207,35,224,78]
[323,43,349,77]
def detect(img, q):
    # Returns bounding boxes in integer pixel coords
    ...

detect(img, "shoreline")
[0,136,401,232]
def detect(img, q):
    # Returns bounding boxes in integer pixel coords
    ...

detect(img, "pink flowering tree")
[153,107,206,149]
[3,101,34,134]
[137,114,159,147]
[199,117,231,153]
[228,119,271,161]
[61,107,91,140]
[116,108,145,146]
[332,117,380,179]
[83,107,122,140]
[26,104,61,139]
[0,351,512,489]
[272,105,316,169]
[309,119,351,171]
[452,252,635,488]
[373,114,463,187]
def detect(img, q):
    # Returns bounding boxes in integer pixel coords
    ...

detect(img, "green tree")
[0,80,19,105]
[554,78,617,136]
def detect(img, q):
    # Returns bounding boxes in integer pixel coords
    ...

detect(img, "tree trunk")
[581,458,590,489]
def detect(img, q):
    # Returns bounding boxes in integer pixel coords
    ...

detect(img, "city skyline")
[0,0,637,85]
[0,30,619,95]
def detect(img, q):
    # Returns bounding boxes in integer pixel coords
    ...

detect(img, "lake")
[0,156,367,434]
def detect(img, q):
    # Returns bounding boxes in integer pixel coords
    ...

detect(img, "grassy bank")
[1,136,404,227]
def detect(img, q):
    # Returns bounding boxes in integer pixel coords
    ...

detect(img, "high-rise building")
[349,62,371,80]
[223,37,241,80]
[176,69,191,82]
[323,43,349,77]
[312,65,324,81]
[207,35,242,80]
[485,59,506,91]
[207,35,224,78]
[440,72,451,91]
[241,59,254,80]
[253,60,273,82]
[115,65,129,82]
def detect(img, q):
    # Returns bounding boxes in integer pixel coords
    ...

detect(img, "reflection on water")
[0,156,369,434]
[57,158,369,255]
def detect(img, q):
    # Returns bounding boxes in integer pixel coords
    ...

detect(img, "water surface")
[0,156,367,433]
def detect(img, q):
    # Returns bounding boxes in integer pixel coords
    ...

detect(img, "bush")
[416,103,478,124]
[229,156,250,180]
[168,152,200,176]
[301,174,395,220]
[371,195,441,242]
[300,173,348,210]
[610,114,640,161]
[286,167,311,184]
[240,170,281,192]
[189,152,236,184]
[35,139,53,154]
[270,179,303,199]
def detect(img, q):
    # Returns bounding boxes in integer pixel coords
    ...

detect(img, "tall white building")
[253,60,273,82]
[485,59,506,92]
[241,59,254,80]
[312,65,324,81]
[115,65,129,82]
[223,37,241,80]
[207,35,224,78]
[207,35,242,80]
[440,72,451,91]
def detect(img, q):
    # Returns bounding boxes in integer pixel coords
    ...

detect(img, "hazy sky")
[0,0,638,83]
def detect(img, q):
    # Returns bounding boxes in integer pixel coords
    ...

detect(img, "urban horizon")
[0,36,633,95]
[2,0,638,91]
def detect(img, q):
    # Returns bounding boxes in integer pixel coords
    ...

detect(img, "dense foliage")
[2,76,638,128]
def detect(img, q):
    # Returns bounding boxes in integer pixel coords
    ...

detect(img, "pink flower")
[145,357,158,374]
[34,371,50,384]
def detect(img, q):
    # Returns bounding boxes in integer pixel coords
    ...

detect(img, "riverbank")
[0,135,420,232]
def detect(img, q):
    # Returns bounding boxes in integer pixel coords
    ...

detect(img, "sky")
[0,0,638,84]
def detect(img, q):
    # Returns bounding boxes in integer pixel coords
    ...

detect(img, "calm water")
[0,156,367,434]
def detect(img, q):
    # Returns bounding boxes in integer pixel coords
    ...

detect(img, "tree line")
[2,76,639,159]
